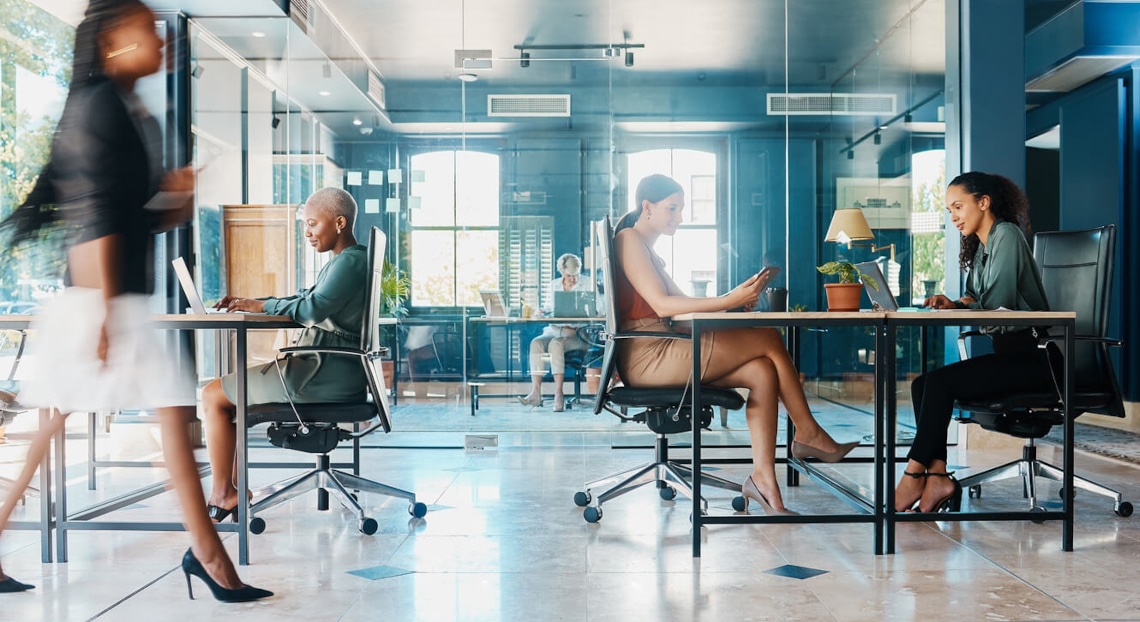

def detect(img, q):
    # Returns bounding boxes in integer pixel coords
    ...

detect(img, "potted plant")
[816,261,878,312]
[378,261,410,388]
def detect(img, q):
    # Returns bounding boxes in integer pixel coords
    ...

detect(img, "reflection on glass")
[409,151,501,307]
[627,148,718,295]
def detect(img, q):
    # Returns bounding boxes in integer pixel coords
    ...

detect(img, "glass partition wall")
[68,0,952,450]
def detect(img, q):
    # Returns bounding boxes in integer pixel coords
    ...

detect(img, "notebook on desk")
[553,290,596,318]
[172,257,265,315]
[856,260,934,312]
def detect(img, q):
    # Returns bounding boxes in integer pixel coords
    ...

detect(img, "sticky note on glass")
[411,169,426,182]
[368,170,384,185]
[385,198,400,213]
[387,168,403,184]
[407,196,422,210]
[364,199,380,214]
[346,171,363,186]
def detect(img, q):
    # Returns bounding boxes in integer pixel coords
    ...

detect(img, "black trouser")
[907,329,1055,467]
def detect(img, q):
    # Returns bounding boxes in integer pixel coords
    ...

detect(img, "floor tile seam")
[950,530,1096,621]
[85,563,180,621]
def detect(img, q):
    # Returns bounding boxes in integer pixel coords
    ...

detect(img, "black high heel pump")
[181,549,273,603]
[206,504,237,523]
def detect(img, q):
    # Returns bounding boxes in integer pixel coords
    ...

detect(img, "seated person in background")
[615,174,857,514]
[200,187,369,521]
[519,253,591,412]
[894,172,1053,513]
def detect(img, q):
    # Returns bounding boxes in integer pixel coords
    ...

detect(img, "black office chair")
[561,323,604,409]
[573,217,745,523]
[955,225,1132,517]
[245,226,427,536]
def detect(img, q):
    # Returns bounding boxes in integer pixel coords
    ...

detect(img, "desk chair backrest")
[1033,224,1123,415]
[592,217,620,414]
[362,226,393,430]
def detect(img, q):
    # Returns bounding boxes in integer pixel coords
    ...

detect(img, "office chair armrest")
[1,329,27,383]
[956,330,985,360]
[278,345,388,357]
[1040,335,1121,348]
[613,331,689,340]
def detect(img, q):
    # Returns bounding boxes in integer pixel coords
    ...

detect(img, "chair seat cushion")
[246,401,376,427]
[608,385,745,410]
[958,390,1116,416]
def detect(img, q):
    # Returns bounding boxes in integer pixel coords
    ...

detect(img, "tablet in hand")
[756,266,781,289]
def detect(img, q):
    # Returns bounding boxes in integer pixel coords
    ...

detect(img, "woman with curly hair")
[894,171,1053,513]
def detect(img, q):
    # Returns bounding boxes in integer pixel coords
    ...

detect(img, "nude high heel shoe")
[790,440,859,463]
[741,476,798,515]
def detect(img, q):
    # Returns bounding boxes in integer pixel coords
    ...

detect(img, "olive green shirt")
[963,220,1049,332]
[245,244,368,403]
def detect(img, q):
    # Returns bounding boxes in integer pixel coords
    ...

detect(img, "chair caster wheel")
[409,502,427,518]
[659,486,677,501]
[359,518,378,535]
[1115,501,1133,517]
[583,506,602,523]
[968,485,981,499]
[1030,506,1048,524]
[731,496,747,512]
[573,491,591,507]
[249,517,266,535]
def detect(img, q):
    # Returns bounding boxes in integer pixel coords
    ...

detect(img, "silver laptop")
[856,261,931,312]
[480,290,507,317]
[172,257,261,315]
[553,290,596,317]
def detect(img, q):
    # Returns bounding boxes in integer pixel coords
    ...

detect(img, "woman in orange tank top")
[613,174,857,514]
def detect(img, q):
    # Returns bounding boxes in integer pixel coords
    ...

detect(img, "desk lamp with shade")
[819,208,892,311]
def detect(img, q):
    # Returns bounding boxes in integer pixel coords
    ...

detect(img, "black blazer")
[51,81,164,295]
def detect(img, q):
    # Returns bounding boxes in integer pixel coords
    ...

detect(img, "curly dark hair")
[948,171,1032,271]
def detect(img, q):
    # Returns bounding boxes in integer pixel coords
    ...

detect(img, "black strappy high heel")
[896,470,927,512]
[924,471,962,513]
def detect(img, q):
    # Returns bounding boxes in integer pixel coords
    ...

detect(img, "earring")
[106,43,138,59]
[336,227,342,234]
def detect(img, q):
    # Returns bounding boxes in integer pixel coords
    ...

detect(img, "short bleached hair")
[305,187,357,229]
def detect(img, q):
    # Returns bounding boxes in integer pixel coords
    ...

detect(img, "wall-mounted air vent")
[767,93,896,116]
[367,71,386,109]
[488,94,571,117]
[288,0,312,32]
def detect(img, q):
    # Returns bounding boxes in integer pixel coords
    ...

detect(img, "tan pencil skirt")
[616,318,718,386]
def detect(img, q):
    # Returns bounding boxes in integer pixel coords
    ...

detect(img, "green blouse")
[963,220,1049,331]
[259,244,368,402]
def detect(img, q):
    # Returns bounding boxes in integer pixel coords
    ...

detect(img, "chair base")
[575,434,741,522]
[251,454,423,530]
[959,441,1132,516]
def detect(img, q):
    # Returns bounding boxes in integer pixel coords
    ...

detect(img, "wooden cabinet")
[221,204,305,361]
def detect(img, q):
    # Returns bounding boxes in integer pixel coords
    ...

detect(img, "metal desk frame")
[680,309,1076,558]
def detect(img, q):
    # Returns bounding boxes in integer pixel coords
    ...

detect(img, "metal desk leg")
[235,327,249,565]
[54,410,68,563]
[38,409,53,563]
[786,327,800,487]
[873,325,885,555]
[1062,322,1074,551]
[691,321,702,558]
[884,325,898,554]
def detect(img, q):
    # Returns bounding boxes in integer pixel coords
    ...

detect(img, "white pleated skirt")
[19,288,195,413]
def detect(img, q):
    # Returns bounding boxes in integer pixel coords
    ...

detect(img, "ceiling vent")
[367,70,386,109]
[488,94,571,117]
[767,93,896,116]
[288,0,313,32]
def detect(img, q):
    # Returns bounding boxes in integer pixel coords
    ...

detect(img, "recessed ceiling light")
[319,90,331,96]
[251,31,266,38]
[352,118,363,126]
[457,73,478,82]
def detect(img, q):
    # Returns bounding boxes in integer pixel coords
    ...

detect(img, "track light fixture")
[873,132,881,145]
[271,115,280,129]
[847,150,854,160]
[512,42,645,65]
[625,51,634,67]
[520,51,530,68]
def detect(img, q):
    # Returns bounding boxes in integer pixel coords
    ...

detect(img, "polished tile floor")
[2,405,1140,621]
